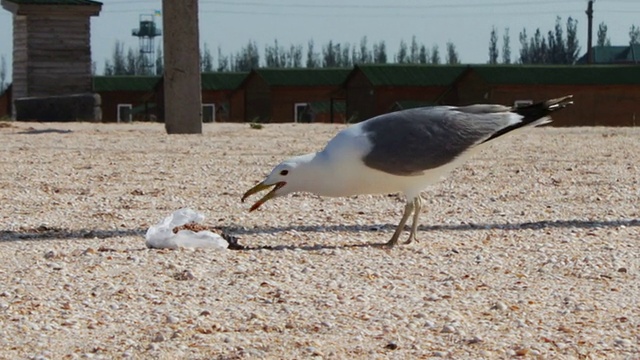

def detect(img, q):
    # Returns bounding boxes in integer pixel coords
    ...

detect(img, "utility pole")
[586,0,595,64]
[162,0,202,134]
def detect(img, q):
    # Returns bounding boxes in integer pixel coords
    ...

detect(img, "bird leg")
[404,196,423,244]
[385,200,415,247]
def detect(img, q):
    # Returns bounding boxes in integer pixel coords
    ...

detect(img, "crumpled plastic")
[145,208,228,250]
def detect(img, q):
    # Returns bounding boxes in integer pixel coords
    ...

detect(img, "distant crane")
[132,14,162,74]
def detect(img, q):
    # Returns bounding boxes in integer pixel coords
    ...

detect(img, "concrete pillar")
[162,0,202,134]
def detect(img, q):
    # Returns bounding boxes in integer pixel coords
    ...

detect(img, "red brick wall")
[99,91,151,122]
[270,86,339,123]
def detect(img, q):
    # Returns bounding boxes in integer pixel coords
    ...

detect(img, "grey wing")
[361,106,514,176]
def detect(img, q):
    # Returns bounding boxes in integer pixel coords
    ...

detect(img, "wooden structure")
[343,64,468,122]
[200,72,247,122]
[1,0,102,113]
[89,65,640,127]
[299,100,347,123]
[93,76,159,122]
[152,72,248,123]
[239,68,350,123]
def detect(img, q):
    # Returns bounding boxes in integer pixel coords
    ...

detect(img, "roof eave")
[1,0,102,16]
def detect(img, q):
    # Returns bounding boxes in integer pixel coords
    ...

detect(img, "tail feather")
[482,95,573,144]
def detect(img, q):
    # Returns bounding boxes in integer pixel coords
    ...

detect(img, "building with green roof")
[344,64,468,122]
[92,76,159,122]
[11,64,640,126]
[576,45,640,65]
[200,72,248,122]
[299,100,347,123]
[240,68,350,122]
[92,73,250,122]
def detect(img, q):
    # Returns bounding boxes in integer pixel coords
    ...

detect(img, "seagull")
[242,95,573,247]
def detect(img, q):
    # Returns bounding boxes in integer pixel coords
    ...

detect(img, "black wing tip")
[514,94,574,125]
[544,95,574,111]
[481,95,574,145]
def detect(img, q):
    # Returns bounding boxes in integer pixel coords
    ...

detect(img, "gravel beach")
[0,121,638,359]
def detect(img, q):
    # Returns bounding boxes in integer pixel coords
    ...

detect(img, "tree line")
[103,35,461,75]
[99,16,640,76]
[490,18,640,64]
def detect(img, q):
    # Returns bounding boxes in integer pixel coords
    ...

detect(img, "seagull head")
[241,154,315,211]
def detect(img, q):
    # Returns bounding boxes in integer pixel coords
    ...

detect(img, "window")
[202,103,215,123]
[117,104,132,123]
[294,102,308,123]
[514,100,533,108]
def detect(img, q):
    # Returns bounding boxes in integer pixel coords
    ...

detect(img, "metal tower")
[132,14,162,74]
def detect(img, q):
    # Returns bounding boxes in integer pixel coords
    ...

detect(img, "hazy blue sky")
[1,0,639,79]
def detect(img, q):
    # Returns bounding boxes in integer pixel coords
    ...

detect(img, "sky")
[1,0,640,80]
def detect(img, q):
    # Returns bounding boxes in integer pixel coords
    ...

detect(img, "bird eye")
[279,170,289,176]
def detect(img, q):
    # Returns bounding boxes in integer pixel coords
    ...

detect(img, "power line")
[104,0,640,6]
[201,0,565,10]
[102,8,640,17]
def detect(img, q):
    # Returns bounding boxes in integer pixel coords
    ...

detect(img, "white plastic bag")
[145,208,228,250]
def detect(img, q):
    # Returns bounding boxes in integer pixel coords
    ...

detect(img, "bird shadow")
[229,218,639,236]
[0,227,144,243]
[225,218,639,251]
[1,218,637,252]
[16,128,73,135]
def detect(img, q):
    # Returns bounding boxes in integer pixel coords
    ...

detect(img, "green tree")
[155,46,164,75]
[265,39,283,68]
[518,28,530,63]
[630,25,640,44]
[201,43,213,72]
[289,44,303,68]
[419,45,429,64]
[502,27,511,64]
[396,40,408,63]
[489,26,499,64]
[564,17,580,64]
[322,40,338,67]
[445,42,460,64]
[306,40,320,68]
[339,43,351,67]
[104,40,127,75]
[519,17,578,65]
[372,40,387,64]
[233,40,260,71]
[0,55,6,92]
[355,36,371,64]
[216,47,229,72]
[597,22,611,46]
[409,36,420,63]
[430,45,441,64]
[125,47,137,75]
[530,29,547,64]
[546,17,566,64]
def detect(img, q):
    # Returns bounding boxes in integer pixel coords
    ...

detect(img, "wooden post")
[586,0,594,64]
[162,0,202,134]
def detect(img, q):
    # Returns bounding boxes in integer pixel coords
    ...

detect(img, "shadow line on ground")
[1,218,636,250]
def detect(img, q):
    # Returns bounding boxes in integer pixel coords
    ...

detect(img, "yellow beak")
[241,181,286,212]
